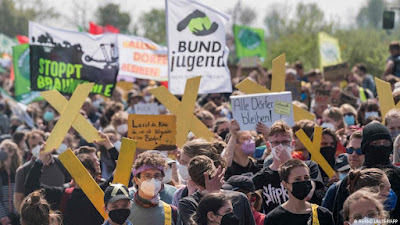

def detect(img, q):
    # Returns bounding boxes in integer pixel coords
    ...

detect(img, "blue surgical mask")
[43,111,54,122]
[344,115,355,126]
[365,111,379,119]
[384,189,397,211]
[339,173,347,181]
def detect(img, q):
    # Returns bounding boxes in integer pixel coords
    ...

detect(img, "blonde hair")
[0,140,22,174]
[267,121,293,139]
[385,108,400,126]
[323,107,345,130]
[393,134,400,165]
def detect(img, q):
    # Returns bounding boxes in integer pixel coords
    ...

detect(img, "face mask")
[108,208,130,225]
[139,178,162,197]
[43,111,54,122]
[56,143,68,155]
[321,122,335,130]
[241,139,255,156]
[31,145,41,158]
[288,180,312,200]
[320,146,336,167]
[144,96,151,102]
[163,167,172,184]
[92,100,101,109]
[218,130,229,140]
[113,141,122,152]
[0,151,8,161]
[220,212,240,225]
[364,145,392,167]
[339,173,347,181]
[384,189,397,211]
[116,124,128,135]
[271,144,292,161]
[178,165,190,180]
[351,217,381,225]
[344,115,355,126]
[391,130,400,140]
[365,111,379,119]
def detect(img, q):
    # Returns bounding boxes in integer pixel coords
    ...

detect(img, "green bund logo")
[238,28,261,50]
[177,10,219,36]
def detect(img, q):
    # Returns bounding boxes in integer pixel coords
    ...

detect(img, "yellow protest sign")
[41,83,102,152]
[149,76,214,147]
[236,54,315,122]
[113,138,137,187]
[318,32,342,69]
[128,114,176,150]
[116,81,133,100]
[59,149,107,219]
[375,77,400,124]
[295,126,335,178]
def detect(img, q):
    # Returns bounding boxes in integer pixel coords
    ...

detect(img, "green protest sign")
[233,24,267,60]
[12,44,42,104]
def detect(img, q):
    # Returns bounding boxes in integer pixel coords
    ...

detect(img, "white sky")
[42,0,387,32]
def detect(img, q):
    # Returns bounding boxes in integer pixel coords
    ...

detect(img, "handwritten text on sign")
[230,92,294,131]
[128,114,176,150]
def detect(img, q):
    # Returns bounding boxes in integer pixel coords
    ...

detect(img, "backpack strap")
[162,201,172,225]
[59,187,74,215]
[170,204,179,225]
[311,204,320,225]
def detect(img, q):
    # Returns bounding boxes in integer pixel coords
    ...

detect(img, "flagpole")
[165,0,171,91]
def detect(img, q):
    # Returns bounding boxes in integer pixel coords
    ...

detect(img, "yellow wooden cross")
[149,76,214,148]
[235,54,315,122]
[375,77,400,124]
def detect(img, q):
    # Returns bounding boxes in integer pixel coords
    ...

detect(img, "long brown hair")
[0,140,22,174]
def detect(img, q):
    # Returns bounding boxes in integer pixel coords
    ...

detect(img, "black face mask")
[320,146,336,168]
[108,208,130,225]
[220,212,239,225]
[364,145,392,167]
[288,180,312,200]
[218,130,229,140]
[0,151,7,161]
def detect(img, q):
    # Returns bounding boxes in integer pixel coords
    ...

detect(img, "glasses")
[141,173,164,181]
[346,147,363,155]
[269,140,291,147]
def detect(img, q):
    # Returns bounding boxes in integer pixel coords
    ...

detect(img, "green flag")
[0,33,17,54]
[233,24,267,60]
[12,44,42,104]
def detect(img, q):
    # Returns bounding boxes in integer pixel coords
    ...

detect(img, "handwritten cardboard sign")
[340,91,358,108]
[315,88,331,106]
[128,114,176,150]
[285,81,302,101]
[323,63,348,82]
[230,91,294,131]
[134,103,160,115]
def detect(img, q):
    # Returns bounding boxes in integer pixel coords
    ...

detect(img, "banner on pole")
[233,24,266,60]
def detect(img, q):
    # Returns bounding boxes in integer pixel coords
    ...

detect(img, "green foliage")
[139,9,166,45]
[96,3,131,33]
[356,0,385,29]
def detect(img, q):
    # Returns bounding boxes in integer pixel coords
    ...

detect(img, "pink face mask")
[241,139,256,156]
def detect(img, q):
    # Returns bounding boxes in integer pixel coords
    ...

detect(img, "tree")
[139,9,166,45]
[96,3,131,33]
[356,0,385,29]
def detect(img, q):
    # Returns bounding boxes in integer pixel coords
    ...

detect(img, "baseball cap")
[221,175,255,193]
[104,183,131,205]
[334,153,350,172]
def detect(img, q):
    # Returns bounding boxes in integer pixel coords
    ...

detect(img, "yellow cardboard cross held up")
[295,126,335,178]
[375,77,400,124]
[40,83,102,152]
[235,54,316,122]
[149,76,214,148]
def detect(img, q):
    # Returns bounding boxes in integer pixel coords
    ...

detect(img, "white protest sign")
[134,103,160,115]
[230,92,294,131]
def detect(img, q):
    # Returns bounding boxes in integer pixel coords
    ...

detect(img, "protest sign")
[0,88,34,128]
[375,77,400,123]
[29,22,118,97]
[134,103,160,115]
[128,114,177,150]
[323,62,349,82]
[340,91,358,108]
[318,32,342,69]
[285,80,302,101]
[118,34,168,81]
[230,92,294,131]
[233,24,267,60]
[238,56,259,68]
[12,44,42,104]
[166,0,232,94]
[315,87,331,106]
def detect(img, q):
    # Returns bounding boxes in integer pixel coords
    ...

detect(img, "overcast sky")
[43,0,398,31]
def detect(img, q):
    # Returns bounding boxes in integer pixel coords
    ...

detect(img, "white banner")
[134,103,160,115]
[118,35,168,81]
[230,92,294,131]
[166,0,232,95]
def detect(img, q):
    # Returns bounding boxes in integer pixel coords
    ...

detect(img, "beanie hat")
[361,123,392,153]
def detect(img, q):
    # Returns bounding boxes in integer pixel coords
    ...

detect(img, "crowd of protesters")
[0,42,399,225]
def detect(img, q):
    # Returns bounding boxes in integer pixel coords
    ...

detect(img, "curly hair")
[133,151,167,177]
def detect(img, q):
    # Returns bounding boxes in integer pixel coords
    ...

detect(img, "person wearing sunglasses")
[346,131,365,170]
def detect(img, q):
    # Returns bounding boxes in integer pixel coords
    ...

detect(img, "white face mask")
[56,143,68,155]
[31,145,41,158]
[139,178,162,196]
[351,217,381,225]
[365,111,379,119]
[113,141,122,152]
[162,167,172,184]
[271,144,292,160]
[144,96,151,103]
[321,122,335,130]
[116,124,128,135]
[178,165,190,181]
